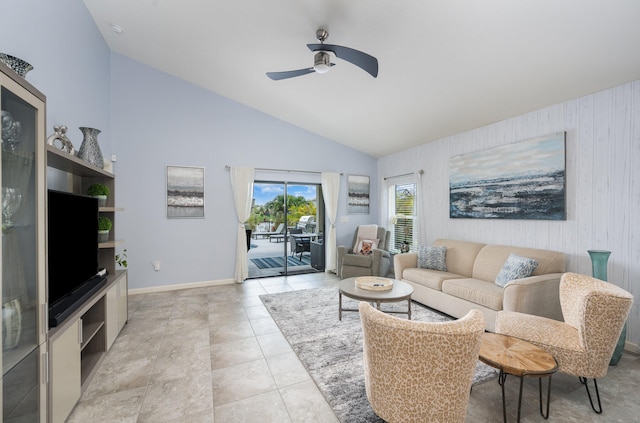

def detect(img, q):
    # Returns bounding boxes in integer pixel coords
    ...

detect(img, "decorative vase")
[0,53,33,78]
[77,127,104,169]
[2,298,22,350]
[588,250,626,365]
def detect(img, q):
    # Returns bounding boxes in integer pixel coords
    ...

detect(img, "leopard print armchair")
[359,302,484,423]
[496,272,633,413]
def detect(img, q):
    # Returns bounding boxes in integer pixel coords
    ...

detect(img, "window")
[388,182,417,252]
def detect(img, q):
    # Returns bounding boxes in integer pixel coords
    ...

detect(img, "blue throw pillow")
[495,254,538,287]
[417,245,447,272]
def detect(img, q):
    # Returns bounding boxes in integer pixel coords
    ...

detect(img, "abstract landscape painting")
[347,175,370,214]
[166,165,205,218]
[449,133,566,220]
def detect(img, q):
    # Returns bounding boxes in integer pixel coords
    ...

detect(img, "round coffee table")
[338,277,414,320]
[479,332,558,423]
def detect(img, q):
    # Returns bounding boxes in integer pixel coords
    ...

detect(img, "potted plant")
[87,183,109,207]
[98,216,112,242]
[115,249,127,268]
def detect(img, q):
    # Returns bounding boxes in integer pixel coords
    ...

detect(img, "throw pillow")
[495,254,539,287]
[355,238,379,255]
[417,245,447,271]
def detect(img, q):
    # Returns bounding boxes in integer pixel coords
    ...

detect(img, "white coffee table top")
[339,277,413,301]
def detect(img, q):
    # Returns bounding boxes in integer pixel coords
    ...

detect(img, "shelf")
[99,207,125,212]
[46,145,114,178]
[99,239,124,249]
[80,352,102,386]
[81,321,104,351]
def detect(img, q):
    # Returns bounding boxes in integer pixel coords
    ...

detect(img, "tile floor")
[67,272,640,422]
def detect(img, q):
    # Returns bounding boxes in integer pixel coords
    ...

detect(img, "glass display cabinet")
[1,62,47,422]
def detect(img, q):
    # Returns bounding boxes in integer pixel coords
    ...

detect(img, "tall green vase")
[587,250,626,365]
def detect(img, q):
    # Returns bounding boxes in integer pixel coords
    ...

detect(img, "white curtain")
[416,170,426,246]
[321,172,340,273]
[230,167,254,283]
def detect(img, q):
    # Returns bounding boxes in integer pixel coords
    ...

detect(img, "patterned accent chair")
[495,272,633,413]
[337,226,391,278]
[359,302,484,423]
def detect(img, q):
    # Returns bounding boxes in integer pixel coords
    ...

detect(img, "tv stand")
[48,275,107,327]
[46,144,127,422]
[48,271,127,423]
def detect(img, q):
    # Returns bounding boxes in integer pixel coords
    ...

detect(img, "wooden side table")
[479,332,558,423]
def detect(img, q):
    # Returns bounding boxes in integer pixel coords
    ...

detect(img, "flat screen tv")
[48,190,106,327]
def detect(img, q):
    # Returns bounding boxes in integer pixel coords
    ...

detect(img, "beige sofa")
[394,239,566,331]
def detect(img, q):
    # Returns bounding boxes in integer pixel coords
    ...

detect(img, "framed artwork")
[166,165,205,218]
[449,132,566,220]
[347,174,370,214]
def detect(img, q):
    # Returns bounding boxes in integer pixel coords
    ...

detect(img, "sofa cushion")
[433,239,485,278]
[472,244,566,282]
[402,268,464,291]
[495,254,538,287]
[417,245,447,271]
[442,278,504,311]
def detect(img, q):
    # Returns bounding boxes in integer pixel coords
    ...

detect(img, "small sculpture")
[46,125,75,155]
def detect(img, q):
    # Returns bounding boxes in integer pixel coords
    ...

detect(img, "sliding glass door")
[247,181,324,278]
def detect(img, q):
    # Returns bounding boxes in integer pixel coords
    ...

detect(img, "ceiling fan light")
[313,52,331,74]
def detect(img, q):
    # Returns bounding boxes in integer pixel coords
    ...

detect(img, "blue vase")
[588,250,625,365]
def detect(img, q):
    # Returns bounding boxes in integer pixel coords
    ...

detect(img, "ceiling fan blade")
[266,63,335,80]
[266,67,315,80]
[307,43,378,77]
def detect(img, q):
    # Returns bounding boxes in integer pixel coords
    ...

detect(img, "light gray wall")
[3,0,111,157]
[4,0,378,291]
[378,82,640,349]
[110,54,378,289]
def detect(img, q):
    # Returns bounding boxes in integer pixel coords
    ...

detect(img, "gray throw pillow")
[417,245,447,271]
[495,253,538,287]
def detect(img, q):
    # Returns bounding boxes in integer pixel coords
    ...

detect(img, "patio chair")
[289,228,310,260]
[260,223,284,242]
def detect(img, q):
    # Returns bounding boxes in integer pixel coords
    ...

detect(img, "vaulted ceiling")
[82,0,640,157]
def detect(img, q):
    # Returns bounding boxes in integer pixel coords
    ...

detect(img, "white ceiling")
[82,0,640,158]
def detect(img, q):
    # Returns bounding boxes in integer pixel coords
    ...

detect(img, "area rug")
[260,286,498,423]
[250,255,311,269]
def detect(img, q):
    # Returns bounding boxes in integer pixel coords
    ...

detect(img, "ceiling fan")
[266,29,379,81]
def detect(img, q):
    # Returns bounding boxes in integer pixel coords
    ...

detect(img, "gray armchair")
[337,226,391,278]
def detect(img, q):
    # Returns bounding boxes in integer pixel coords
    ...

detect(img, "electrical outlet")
[152,260,161,271]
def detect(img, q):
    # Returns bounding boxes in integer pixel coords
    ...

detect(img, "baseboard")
[128,278,235,295]
[625,340,640,354]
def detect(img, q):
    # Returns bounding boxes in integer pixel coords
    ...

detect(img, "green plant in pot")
[87,183,109,207]
[98,216,112,243]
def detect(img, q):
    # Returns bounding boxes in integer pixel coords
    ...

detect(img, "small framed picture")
[347,174,370,214]
[166,165,205,218]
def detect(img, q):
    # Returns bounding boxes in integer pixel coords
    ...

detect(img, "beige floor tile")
[257,332,293,357]
[210,319,254,344]
[138,371,213,422]
[249,316,280,336]
[69,387,146,423]
[211,359,277,406]
[214,390,291,423]
[81,355,155,400]
[279,380,339,423]
[211,337,264,369]
[244,303,271,320]
[153,342,212,376]
[266,352,311,387]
